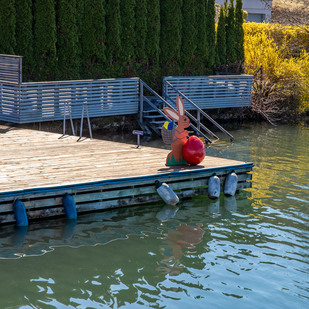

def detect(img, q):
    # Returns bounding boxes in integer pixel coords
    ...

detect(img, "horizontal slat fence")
[0,54,22,84]
[163,75,253,109]
[0,78,140,124]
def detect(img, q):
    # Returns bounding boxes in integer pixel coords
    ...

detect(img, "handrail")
[164,80,234,141]
[78,102,93,141]
[61,100,76,137]
[140,80,212,144]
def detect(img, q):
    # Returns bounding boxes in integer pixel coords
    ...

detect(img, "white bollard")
[208,174,221,200]
[155,180,179,206]
[224,171,238,196]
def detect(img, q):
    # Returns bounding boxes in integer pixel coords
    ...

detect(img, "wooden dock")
[0,125,253,224]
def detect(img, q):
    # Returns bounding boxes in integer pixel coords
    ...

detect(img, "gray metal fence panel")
[0,77,140,124]
[163,75,253,109]
[0,55,22,84]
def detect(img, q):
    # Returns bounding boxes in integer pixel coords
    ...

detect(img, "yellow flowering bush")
[244,22,309,114]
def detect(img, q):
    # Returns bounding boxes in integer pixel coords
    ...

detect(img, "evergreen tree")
[181,0,196,73]
[145,0,160,71]
[235,0,244,63]
[33,0,57,80]
[105,0,121,77]
[119,0,136,76]
[160,0,183,76]
[205,0,216,72]
[15,0,33,80]
[0,0,16,55]
[135,0,147,72]
[56,0,80,80]
[195,0,207,75]
[80,0,106,78]
[216,5,226,66]
[226,0,236,63]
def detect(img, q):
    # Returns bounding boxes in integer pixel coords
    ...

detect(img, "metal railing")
[163,75,253,109]
[140,80,213,143]
[164,80,234,141]
[0,78,140,124]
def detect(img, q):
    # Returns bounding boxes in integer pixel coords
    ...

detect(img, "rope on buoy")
[12,198,28,227]
[208,173,221,200]
[155,180,179,206]
[224,171,238,196]
[62,193,77,220]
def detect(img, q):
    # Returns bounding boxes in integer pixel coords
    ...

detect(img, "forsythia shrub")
[244,22,309,114]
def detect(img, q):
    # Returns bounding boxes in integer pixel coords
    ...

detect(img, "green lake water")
[0,123,308,309]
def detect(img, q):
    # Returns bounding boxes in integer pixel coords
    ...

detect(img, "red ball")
[183,136,205,165]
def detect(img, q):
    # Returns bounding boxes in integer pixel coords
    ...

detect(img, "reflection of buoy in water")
[155,180,179,206]
[224,171,238,196]
[224,196,237,212]
[208,199,220,214]
[156,205,179,221]
[12,226,28,248]
[208,173,220,199]
[62,219,77,239]
[13,198,28,227]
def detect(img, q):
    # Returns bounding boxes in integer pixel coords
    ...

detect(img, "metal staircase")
[139,80,233,144]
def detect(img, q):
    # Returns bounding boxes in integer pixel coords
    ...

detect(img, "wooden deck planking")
[0,125,249,193]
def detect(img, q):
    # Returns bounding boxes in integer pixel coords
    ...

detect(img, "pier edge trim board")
[0,162,253,198]
[0,162,253,225]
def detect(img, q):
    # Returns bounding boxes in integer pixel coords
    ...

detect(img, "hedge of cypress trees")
[195,0,207,75]
[119,0,136,77]
[33,0,57,81]
[56,0,80,80]
[226,0,236,63]
[160,0,183,76]
[205,0,216,72]
[0,0,245,83]
[80,0,106,78]
[216,5,227,67]
[105,0,121,77]
[135,0,147,75]
[235,0,245,63]
[0,0,16,55]
[15,0,33,80]
[145,0,160,72]
[181,0,196,74]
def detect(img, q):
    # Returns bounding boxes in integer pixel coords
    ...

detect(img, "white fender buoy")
[208,173,221,199]
[155,180,179,206]
[224,171,238,196]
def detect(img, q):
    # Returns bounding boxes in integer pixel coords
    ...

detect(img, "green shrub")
[33,0,57,80]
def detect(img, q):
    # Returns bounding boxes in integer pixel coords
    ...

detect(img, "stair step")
[143,114,165,119]
[143,109,160,114]
[149,120,165,125]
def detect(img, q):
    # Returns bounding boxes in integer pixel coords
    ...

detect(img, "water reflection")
[0,124,308,308]
[157,223,205,276]
[0,193,242,260]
